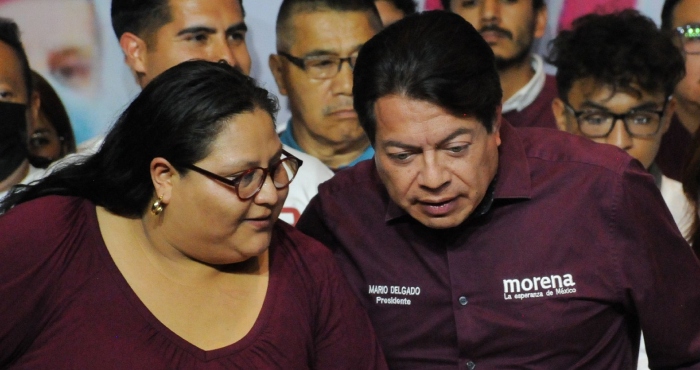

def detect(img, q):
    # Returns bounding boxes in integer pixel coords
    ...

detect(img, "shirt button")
[466,361,476,369]
[459,296,468,306]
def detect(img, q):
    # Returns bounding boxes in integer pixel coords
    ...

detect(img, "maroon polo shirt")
[502,74,559,129]
[297,120,700,369]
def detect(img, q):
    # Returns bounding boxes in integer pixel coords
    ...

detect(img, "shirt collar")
[383,119,532,223]
[280,118,375,170]
[502,54,547,114]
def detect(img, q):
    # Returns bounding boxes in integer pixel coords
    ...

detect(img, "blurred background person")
[442,0,558,129]
[374,0,417,26]
[0,61,387,368]
[656,0,700,182]
[0,18,43,200]
[682,130,700,257]
[27,70,76,168]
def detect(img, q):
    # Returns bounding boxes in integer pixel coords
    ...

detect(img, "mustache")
[479,25,513,40]
[322,100,355,115]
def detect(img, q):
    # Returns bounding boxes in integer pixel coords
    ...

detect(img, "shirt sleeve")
[310,239,388,370]
[297,195,343,253]
[611,163,700,369]
[0,199,64,365]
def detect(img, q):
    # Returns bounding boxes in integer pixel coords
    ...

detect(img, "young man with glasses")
[269,0,382,170]
[550,10,692,240]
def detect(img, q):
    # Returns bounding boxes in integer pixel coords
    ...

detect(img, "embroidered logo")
[367,285,421,305]
[503,273,577,301]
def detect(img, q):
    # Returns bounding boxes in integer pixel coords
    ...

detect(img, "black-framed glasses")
[564,101,668,139]
[181,149,303,201]
[675,23,700,55]
[278,51,357,79]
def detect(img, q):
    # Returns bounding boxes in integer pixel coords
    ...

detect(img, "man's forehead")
[672,0,700,26]
[166,0,244,28]
[288,10,377,54]
[569,79,665,105]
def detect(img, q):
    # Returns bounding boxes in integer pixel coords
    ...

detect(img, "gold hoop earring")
[151,195,164,216]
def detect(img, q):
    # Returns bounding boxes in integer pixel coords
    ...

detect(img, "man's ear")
[269,54,289,96]
[534,5,548,39]
[493,105,502,147]
[150,157,175,205]
[552,98,569,132]
[120,32,149,79]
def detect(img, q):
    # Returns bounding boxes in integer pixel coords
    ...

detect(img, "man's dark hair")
[0,18,32,101]
[441,0,545,11]
[275,0,382,51]
[548,9,685,102]
[111,0,245,44]
[353,10,502,143]
[661,0,683,31]
[377,0,417,16]
[1,60,278,216]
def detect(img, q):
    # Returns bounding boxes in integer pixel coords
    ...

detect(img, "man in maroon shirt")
[297,11,700,369]
[441,0,558,129]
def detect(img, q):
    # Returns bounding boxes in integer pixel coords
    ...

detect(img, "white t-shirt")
[0,164,47,201]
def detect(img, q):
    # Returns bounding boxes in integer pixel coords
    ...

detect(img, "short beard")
[495,44,532,71]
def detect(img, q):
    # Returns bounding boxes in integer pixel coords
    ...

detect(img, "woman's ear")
[150,157,175,204]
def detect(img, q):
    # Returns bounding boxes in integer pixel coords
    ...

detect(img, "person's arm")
[0,200,61,365]
[309,240,388,370]
[297,195,343,252]
[613,163,700,369]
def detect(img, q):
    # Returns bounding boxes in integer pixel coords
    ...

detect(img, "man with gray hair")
[269,0,382,170]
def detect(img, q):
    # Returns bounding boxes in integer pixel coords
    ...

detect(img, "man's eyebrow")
[302,44,364,58]
[176,26,216,37]
[580,100,665,112]
[381,128,473,150]
[436,127,473,146]
[226,22,248,34]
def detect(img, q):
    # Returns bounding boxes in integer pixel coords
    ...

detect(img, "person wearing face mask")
[0,18,44,200]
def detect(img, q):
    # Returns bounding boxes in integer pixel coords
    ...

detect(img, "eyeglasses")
[278,51,357,79]
[564,101,668,139]
[182,150,303,201]
[675,23,700,55]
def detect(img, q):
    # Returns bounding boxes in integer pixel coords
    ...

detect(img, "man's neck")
[498,58,535,103]
[0,160,29,194]
[290,120,370,169]
[673,97,700,134]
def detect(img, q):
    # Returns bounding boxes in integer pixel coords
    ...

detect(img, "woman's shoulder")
[0,196,96,255]
[2,195,92,228]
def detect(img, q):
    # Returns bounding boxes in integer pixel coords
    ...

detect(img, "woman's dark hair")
[682,130,700,257]
[548,9,685,101]
[31,70,77,156]
[353,10,502,143]
[1,60,279,216]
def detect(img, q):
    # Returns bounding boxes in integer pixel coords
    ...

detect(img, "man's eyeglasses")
[278,51,357,79]
[675,23,700,55]
[181,150,303,201]
[564,102,668,139]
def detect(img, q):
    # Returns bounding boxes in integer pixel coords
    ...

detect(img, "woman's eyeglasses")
[182,149,303,201]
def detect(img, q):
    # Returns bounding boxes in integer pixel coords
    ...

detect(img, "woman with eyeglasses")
[0,61,386,369]
[27,70,76,168]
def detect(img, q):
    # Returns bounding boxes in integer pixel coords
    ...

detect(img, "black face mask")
[0,101,29,182]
